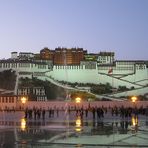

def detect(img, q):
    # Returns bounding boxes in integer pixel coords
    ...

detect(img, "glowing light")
[21,97,27,104]
[75,97,81,104]
[21,118,26,131]
[75,127,82,132]
[76,117,81,127]
[132,116,138,127]
[75,116,82,132]
[131,96,137,103]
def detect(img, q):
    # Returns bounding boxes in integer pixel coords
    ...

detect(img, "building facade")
[17,87,47,101]
[0,48,147,99]
[40,47,54,61]
[0,95,18,110]
[53,47,87,65]
[97,51,115,64]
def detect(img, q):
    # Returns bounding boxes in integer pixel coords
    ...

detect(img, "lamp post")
[131,96,138,111]
[75,97,82,110]
[21,96,27,110]
[131,96,137,112]
[131,99,138,132]
[75,97,83,133]
[75,97,81,104]
[131,96,138,122]
[131,96,137,103]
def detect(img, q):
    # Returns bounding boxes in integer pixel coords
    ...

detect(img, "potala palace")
[0,47,148,100]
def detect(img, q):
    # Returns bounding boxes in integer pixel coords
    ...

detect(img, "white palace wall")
[48,65,148,89]
[0,61,147,89]
[50,65,99,84]
[134,69,148,85]
[0,62,49,73]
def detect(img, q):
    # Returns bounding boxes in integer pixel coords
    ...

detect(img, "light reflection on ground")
[0,111,148,148]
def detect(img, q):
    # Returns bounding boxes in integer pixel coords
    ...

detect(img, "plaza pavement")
[0,110,148,148]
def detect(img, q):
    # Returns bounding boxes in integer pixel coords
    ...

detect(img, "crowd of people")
[23,105,148,120]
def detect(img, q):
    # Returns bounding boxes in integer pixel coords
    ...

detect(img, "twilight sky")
[0,0,148,60]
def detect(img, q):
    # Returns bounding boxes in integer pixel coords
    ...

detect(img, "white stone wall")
[134,68,148,85]
[47,65,148,89]
[0,62,49,73]
[50,65,99,84]
[0,60,147,91]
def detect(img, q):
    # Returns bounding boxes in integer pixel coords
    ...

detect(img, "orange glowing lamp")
[21,97,27,104]
[131,96,137,103]
[75,97,81,104]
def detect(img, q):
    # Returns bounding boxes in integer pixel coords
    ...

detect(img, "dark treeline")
[0,69,16,90]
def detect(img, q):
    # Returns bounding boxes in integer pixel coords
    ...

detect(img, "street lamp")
[131,96,137,103]
[131,96,139,118]
[21,96,27,104]
[21,96,27,110]
[75,97,81,104]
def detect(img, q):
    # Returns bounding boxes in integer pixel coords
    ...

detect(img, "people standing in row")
[23,105,148,121]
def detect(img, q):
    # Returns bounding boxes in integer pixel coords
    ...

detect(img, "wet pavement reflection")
[0,111,148,148]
